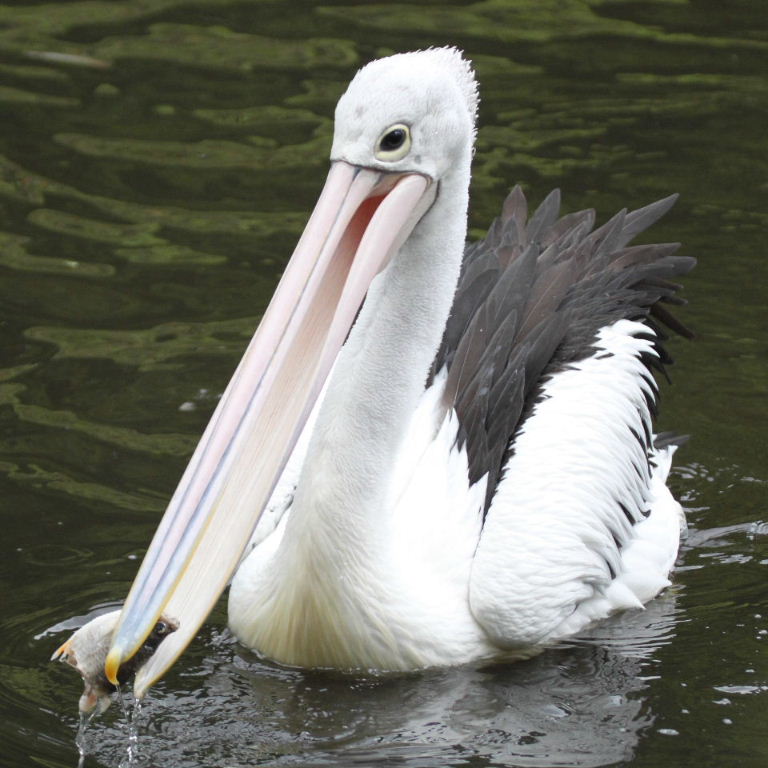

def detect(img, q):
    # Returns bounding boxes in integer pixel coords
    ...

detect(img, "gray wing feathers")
[429,187,695,512]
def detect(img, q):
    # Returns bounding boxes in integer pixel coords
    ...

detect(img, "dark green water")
[1,1,766,766]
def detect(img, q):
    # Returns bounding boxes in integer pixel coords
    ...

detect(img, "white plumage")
[57,48,692,700]
[230,317,685,669]
[470,319,685,648]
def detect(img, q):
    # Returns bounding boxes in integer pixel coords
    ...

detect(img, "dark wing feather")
[428,186,694,513]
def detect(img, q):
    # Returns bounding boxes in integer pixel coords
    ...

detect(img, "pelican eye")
[375,124,411,161]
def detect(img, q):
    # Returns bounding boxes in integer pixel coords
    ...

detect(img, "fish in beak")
[52,611,177,714]
[102,161,436,697]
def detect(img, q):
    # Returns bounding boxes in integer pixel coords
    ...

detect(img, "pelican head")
[332,47,478,179]
[102,48,478,696]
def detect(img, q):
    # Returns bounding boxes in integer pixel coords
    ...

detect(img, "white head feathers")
[360,47,479,125]
[330,48,479,180]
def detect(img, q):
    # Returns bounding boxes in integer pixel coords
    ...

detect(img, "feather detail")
[429,187,694,512]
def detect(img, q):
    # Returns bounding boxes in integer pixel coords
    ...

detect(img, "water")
[1,1,766,766]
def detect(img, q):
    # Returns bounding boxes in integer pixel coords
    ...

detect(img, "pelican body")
[60,49,695,697]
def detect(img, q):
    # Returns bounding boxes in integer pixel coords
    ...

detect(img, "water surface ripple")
[1,1,766,767]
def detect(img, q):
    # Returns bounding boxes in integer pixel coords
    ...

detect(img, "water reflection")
[1,0,767,766]
[38,594,678,768]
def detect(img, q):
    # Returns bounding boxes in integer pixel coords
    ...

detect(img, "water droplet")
[75,707,100,767]
[116,688,144,767]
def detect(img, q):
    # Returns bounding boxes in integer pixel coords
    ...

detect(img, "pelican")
[56,48,695,704]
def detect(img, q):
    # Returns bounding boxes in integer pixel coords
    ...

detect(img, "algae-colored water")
[0,1,766,766]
